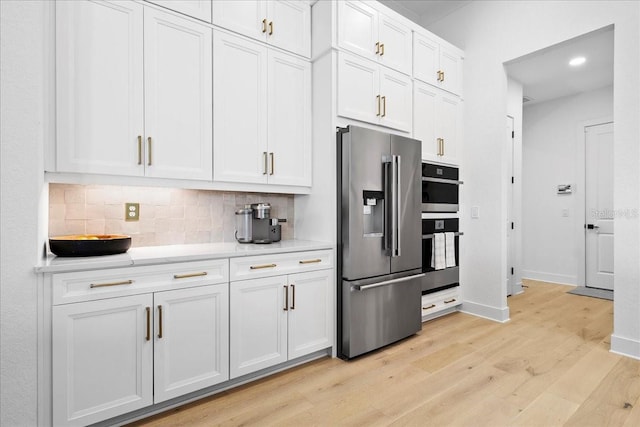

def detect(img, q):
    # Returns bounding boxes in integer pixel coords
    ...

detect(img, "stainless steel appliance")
[235,206,253,243]
[337,125,424,359]
[422,162,462,212]
[250,203,272,244]
[421,218,461,294]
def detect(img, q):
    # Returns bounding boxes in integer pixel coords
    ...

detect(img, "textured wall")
[49,184,295,247]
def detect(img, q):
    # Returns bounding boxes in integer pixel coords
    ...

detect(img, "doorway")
[584,122,614,290]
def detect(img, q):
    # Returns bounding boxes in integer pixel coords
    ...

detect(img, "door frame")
[575,117,613,288]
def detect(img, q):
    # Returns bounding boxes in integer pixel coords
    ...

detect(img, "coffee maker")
[250,203,272,244]
[235,203,281,244]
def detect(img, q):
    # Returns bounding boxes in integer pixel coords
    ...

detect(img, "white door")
[439,46,461,96]
[56,0,144,176]
[229,276,288,379]
[267,50,312,186]
[144,9,212,180]
[414,82,438,160]
[52,294,153,426]
[585,122,614,290]
[213,31,268,184]
[147,0,212,23]
[337,52,380,125]
[267,0,311,57]
[211,0,266,42]
[377,14,412,75]
[379,66,412,132]
[287,270,333,360]
[413,32,439,86]
[337,0,378,62]
[437,92,460,163]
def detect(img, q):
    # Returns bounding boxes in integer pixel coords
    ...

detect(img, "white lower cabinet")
[421,286,461,321]
[229,252,334,379]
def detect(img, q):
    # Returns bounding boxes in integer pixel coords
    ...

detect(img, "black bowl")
[49,234,132,257]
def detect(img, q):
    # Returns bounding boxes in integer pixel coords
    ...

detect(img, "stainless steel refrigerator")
[337,125,424,359]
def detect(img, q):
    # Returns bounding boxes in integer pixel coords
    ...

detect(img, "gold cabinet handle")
[250,263,277,270]
[263,151,268,175]
[423,304,436,310]
[173,272,207,279]
[147,137,152,166]
[380,43,384,56]
[283,285,289,311]
[157,305,163,338]
[441,70,445,81]
[381,96,386,117]
[268,21,273,35]
[269,152,274,175]
[444,298,457,304]
[290,284,295,310]
[299,259,321,264]
[90,279,133,289]
[145,307,151,341]
[441,138,445,156]
[376,95,381,116]
[262,18,267,33]
[137,135,142,165]
[375,42,380,55]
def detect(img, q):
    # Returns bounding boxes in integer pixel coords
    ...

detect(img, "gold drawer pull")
[145,307,151,341]
[444,298,457,304]
[250,263,277,270]
[423,304,436,310]
[299,259,322,264]
[173,272,208,279]
[90,279,133,288]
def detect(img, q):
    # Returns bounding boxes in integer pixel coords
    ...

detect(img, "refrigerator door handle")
[390,155,400,257]
[384,160,391,253]
[353,273,426,291]
[396,154,401,257]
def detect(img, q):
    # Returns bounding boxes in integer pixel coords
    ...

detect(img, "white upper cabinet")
[146,0,212,23]
[57,2,212,180]
[143,8,213,180]
[337,52,412,133]
[56,0,145,176]
[213,30,311,186]
[414,31,462,96]
[337,0,411,75]
[212,0,310,58]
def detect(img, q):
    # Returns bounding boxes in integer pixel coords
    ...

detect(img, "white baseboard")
[522,270,577,286]
[611,334,640,360]
[460,300,510,323]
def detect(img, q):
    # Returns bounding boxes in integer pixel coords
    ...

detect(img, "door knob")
[585,224,600,229]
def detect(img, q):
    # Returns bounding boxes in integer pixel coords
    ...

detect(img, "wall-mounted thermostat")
[557,184,572,195]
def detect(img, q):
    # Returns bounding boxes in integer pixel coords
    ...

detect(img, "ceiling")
[379,1,614,106]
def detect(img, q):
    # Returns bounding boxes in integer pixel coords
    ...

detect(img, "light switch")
[471,206,480,219]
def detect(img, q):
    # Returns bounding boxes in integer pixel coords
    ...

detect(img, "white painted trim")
[522,270,577,286]
[460,300,510,323]
[611,334,640,360]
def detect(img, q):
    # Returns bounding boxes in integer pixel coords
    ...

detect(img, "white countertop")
[36,240,334,274]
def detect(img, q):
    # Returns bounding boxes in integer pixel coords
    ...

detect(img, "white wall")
[522,86,613,285]
[426,1,640,357]
[507,78,523,295]
[1,1,49,425]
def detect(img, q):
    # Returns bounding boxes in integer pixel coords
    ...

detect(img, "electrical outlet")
[125,203,140,221]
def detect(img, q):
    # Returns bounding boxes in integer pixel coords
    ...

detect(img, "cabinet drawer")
[52,259,229,305]
[421,286,461,319]
[230,250,333,281]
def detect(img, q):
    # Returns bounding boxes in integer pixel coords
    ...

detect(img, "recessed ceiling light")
[569,56,586,67]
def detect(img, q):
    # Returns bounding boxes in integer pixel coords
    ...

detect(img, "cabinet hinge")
[511,222,514,230]
[511,267,514,275]
[511,131,515,138]
[511,176,514,184]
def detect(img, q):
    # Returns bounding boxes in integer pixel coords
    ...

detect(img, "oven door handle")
[353,273,426,291]
[422,177,464,185]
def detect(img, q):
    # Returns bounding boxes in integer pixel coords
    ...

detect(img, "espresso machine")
[234,203,281,244]
[250,203,272,244]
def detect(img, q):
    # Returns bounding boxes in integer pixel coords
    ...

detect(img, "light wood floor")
[130,280,640,426]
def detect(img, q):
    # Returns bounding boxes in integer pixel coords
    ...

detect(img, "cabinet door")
[267,50,311,186]
[147,0,212,23]
[439,46,462,96]
[413,32,439,86]
[378,13,412,75]
[337,0,378,62]
[267,0,311,58]
[56,0,144,176]
[287,270,333,359]
[153,284,229,403]
[438,93,461,164]
[337,52,380,126]
[144,9,213,180]
[379,66,412,133]
[213,31,268,184]
[52,294,153,426]
[414,81,438,161]
[230,276,288,378]
[212,0,267,42]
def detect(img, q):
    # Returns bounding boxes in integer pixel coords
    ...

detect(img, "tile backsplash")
[49,184,294,247]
